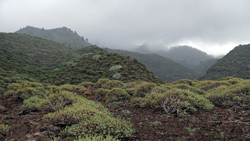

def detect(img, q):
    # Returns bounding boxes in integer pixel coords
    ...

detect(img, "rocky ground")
[1,96,250,141]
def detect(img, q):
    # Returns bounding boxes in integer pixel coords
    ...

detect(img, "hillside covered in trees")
[105,48,200,82]
[200,44,250,80]
[0,33,164,87]
[134,44,221,75]
[15,26,91,49]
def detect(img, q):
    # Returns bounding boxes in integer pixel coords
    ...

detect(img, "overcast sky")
[1,0,250,55]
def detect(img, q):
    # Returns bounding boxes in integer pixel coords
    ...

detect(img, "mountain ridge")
[200,44,250,80]
[15,26,91,49]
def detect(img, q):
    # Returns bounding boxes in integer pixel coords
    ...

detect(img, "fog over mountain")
[1,0,250,55]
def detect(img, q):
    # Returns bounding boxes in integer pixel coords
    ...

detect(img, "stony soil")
[1,95,250,141]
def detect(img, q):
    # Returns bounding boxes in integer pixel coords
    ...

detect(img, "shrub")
[105,88,130,103]
[4,81,47,100]
[151,85,170,94]
[112,73,122,80]
[7,83,21,91]
[92,55,102,60]
[172,84,205,95]
[20,81,43,88]
[43,99,134,139]
[131,88,214,116]
[46,91,81,111]
[60,84,86,91]
[134,82,156,97]
[205,82,250,109]
[173,79,195,86]
[16,87,46,100]
[124,88,136,96]
[22,96,48,110]
[109,65,122,72]
[79,81,94,88]
[102,80,124,89]
[94,78,111,88]
[95,88,109,98]
[195,81,230,91]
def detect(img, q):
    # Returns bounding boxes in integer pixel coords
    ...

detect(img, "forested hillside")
[134,44,220,74]
[0,33,164,85]
[200,44,250,80]
[15,26,91,49]
[105,48,200,82]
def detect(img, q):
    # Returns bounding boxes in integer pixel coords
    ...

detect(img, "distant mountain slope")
[15,26,91,49]
[135,45,215,65]
[200,44,250,80]
[0,33,164,84]
[0,33,73,77]
[104,48,200,82]
[193,58,219,75]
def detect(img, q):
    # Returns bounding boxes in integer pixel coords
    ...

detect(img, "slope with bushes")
[104,48,200,82]
[39,46,165,85]
[1,76,250,140]
[15,26,91,49]
[200,44,250,80]
[0,33,73,78]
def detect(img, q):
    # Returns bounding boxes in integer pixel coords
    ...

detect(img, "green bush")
[172,84,205,95]
[95,88,109,98]
[205,82,250,109]
[195,81,230,91]
[173,79,195,86]
[92,55,102,60]
[94,78,111,88]
[59,84,86,91]
[43,99,134,138]
[109,65,122,72]
[112,73,121,80]
[134,82,155,97]
[102,80,124,89]
[79,81,94,88]
[131,88,214,116]
[46,91,81,111]
[124,88,136,96]
[22,96,48,110]
[105,88,130,103]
